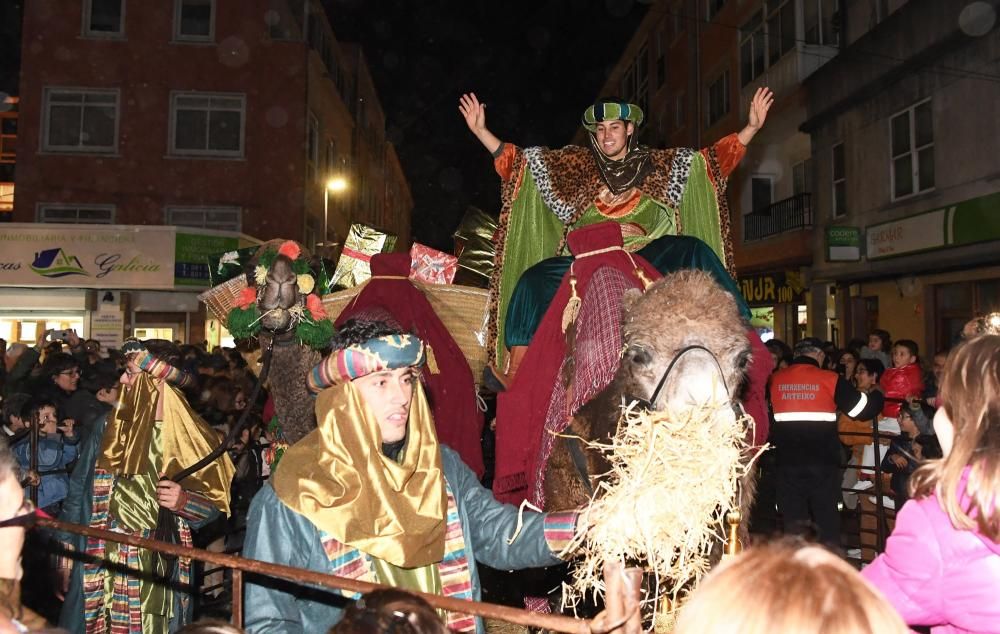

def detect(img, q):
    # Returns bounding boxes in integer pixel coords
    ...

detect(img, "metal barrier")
[38,517,593,633]
[839,424,894,561]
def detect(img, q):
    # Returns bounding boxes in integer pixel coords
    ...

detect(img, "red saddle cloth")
[492,222,661,505]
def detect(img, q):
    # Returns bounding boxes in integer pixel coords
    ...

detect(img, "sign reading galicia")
[0,225,176,288]
[739,271,807,307]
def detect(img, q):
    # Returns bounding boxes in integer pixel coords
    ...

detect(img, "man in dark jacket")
[769,337,884,546]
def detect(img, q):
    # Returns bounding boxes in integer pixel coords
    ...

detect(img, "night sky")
[327,0,650,250]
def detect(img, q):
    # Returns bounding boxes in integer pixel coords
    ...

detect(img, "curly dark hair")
[40,352,80,378]
[330,319,404,350]
[328,589,449,634]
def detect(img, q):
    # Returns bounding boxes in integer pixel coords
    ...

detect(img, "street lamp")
[322,176,348,252]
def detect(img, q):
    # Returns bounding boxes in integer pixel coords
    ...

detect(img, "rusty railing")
[38,517,592,633]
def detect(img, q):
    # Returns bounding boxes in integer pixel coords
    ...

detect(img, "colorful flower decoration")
[225,240,334,349]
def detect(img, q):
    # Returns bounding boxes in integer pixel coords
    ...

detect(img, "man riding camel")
[459,87,773,374]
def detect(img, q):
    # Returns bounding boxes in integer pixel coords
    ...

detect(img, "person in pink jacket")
[862,334,1000,634]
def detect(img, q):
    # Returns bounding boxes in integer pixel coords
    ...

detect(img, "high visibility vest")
[769,363,840,423]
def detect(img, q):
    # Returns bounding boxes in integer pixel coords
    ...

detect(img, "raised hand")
[459,92,487,134]
[459,92,503,154]
[748,86,774,130]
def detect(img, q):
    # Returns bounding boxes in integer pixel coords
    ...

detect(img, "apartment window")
[751,176,773,212]
[740,11,765,87]
[890,99,934,200]
[655,27,666,89]
[37,203,115,224]
[705,70,730,127]
[804,0,839,46]
[170,92,245,157]
[767,0,796,65]
[635,42,649,114]
[671,1,684,40]
[84,0,124,36]
[621,63,636,104]
[792,159,812,196]
[42,88,119,153]
[325,139,337,178]
[165,206,242,231]
[174,0,214,42]
[306,113,320,180]
[832,142,846,217]
[707,0,726,21]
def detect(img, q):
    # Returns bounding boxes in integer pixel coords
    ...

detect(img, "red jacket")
[880,363,924,419]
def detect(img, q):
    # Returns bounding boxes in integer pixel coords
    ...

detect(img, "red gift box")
[409,242,458,285]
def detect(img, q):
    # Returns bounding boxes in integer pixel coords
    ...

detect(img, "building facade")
[803,0,1000,355]
[7,0,413,345]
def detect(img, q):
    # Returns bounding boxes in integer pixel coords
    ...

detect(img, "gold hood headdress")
[274,340,446,568]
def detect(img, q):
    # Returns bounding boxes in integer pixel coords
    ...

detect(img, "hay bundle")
[561,399,763,628]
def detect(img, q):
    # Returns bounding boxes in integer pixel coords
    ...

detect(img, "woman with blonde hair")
[863,334,1000,633]
[673,540,907,634]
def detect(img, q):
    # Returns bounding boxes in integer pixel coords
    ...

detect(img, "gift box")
[332,223,398,289]
[452,206,497,287]
[409,242,458,285]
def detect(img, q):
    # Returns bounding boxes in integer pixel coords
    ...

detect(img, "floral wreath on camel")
[225,240,335,349]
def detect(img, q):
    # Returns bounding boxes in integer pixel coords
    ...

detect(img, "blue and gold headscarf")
[307,333,426,392]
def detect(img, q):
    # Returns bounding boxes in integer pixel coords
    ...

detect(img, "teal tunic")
[504,234,751,348]
[242,446,564,634]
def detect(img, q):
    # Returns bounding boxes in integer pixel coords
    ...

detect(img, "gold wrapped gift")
[452,206,497,288]
[332,223,398,289]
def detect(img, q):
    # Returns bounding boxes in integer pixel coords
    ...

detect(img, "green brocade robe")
[488,133,746,365]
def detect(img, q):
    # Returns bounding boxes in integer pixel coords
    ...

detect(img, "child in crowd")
[863,334,1000,633]
[860,329,892,370]
[11,397,79,515]
[674,540,907,634]
[1,393,29,438]
[880,407,937,510]
[879,339,925,434]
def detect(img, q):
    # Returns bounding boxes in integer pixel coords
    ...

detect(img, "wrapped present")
[332,223,397,289]
[452,206,497,287]
[409,242,458,285]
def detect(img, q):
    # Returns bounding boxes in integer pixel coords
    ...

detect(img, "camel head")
[246,239,325,347]
[619,270,750,419]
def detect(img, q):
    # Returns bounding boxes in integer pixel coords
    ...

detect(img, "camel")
[226,239,328,444]
[543,268,757,548]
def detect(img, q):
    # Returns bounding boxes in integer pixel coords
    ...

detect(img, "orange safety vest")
[770,363,841,423]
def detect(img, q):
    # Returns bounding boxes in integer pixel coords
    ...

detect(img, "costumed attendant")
[459,88,773,371]
[242,320,579,633]
[56,339,234,634]
[334,252,485,477]
[863,334,1000,633]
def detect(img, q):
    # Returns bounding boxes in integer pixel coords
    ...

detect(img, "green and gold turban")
[581,100,645,132]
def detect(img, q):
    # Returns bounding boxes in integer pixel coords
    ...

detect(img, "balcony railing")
[743,193,813,242]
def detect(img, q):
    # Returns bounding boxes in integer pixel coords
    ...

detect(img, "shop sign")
[0,224,175,288]
[90,310,125,350]
[739,271,806,307]
[866,191,1000,260]
[826,226,862,262]
[175,232,240,287]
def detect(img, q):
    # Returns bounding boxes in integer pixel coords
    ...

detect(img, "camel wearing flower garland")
[221,239,335,444]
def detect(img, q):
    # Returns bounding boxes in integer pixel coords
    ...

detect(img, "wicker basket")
[321,281,490,381]
[198,275,250,328]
